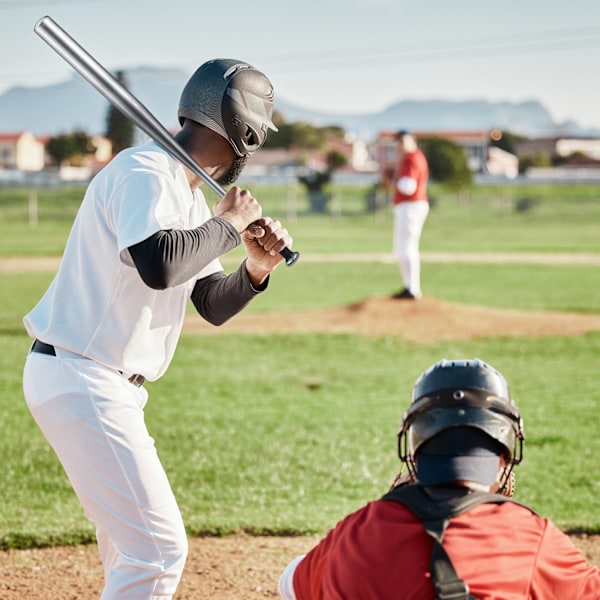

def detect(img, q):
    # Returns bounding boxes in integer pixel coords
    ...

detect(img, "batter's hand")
[243,217,293,283]
[214,186,262,233]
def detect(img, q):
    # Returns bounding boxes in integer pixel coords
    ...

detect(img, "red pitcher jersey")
[392,148,429,204]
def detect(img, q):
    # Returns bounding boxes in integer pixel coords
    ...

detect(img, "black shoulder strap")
[381,484,524,520]
[428,526,475,600]
[381,485,533,600]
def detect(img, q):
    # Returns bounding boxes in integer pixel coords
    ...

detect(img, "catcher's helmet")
[398,359,524,491]
[178,58,278,157]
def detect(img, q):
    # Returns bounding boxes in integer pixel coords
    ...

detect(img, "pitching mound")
[185,295,600,341]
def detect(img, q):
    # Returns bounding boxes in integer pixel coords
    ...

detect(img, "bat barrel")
[34,16,227,198]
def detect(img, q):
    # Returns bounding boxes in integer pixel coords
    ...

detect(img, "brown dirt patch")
[0,535,320,599]
[1,533,597,599]
[184,295,600,341]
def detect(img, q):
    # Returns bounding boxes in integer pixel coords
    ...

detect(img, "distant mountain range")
[0,66,595,139]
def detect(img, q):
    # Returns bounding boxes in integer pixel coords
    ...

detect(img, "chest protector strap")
[381,485,532,600]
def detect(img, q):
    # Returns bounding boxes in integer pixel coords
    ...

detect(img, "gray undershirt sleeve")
[190,261,269,325]
[128,216,269,326]
[128,217,240,289]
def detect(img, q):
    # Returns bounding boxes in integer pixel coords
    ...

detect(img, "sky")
[1,0,600,129]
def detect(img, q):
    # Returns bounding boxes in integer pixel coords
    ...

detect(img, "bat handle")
[280,247,300,266]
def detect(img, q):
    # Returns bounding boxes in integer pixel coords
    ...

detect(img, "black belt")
[31,339,56,356]
[30,339,145,387]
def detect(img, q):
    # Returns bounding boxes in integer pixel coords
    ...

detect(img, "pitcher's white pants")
[23,350,188,599]
[393,200,430,297]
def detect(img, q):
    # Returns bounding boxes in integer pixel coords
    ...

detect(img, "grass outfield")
[1,260,599,549]
[1,181,600,256]
[1,331,599,548]
[0,181,598,549]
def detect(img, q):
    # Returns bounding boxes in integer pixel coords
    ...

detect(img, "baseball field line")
[290,252,600,265]
[0,252,599,273]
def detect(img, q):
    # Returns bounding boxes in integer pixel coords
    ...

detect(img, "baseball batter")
[22,59,292,599]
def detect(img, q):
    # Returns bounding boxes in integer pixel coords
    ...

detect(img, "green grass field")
[1,181,600,256]
[0,182,598,549]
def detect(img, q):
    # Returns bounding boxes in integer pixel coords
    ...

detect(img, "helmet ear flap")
[222,72,277,156]
[227,122,260,156]
[245,127,258,148]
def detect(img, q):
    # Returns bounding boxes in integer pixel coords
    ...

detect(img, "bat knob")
[280,247,300,267]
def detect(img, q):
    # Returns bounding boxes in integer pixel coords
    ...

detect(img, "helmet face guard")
[398,359,524,493]
[178,59,278,157]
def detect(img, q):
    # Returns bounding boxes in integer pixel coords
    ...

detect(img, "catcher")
[278,358,600,599]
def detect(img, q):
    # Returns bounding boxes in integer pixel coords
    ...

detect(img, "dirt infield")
[184,294,600,341]
[0,535,318,600]
[2,256,599,597]
[1,533,598,599]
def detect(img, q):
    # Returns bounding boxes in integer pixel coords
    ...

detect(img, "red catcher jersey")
[393,148,429,204]
[292,500,600,600]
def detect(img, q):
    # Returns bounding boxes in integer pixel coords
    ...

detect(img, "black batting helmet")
[398,358,524,491]
[178,58,278,157]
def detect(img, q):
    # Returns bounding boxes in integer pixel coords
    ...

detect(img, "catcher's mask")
[398,358,524,494]
[178,58,278,157]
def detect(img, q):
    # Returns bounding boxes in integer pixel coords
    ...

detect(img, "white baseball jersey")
[24,141,222,381]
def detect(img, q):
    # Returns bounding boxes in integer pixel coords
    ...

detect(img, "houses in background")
[247,129,600,182]
[515,136,600,181]
[372,130,519,180]
[2,128,600,185]
[517,137,600,161]
[245,132,379,181]
[244,129,519,181]
[0,131,112,184]
[0,132,46,171]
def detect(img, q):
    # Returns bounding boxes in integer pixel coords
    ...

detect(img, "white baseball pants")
[392,200,430,297]
[23,350,188,599]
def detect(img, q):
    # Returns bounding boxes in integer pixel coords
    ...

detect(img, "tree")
[518,152,551,174]
[46,130,96,167]
[419,136,472,192]
[264,114,345,152]
[489,129,527,154]
[325,150,347,172]
[261,113,349,212]
[265,120,327,151]
[105,70,135,155]
[298,150,348,213]
[45,136,72,166]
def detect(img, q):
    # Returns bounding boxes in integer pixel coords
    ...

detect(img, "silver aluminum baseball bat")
[34,15,299,267]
